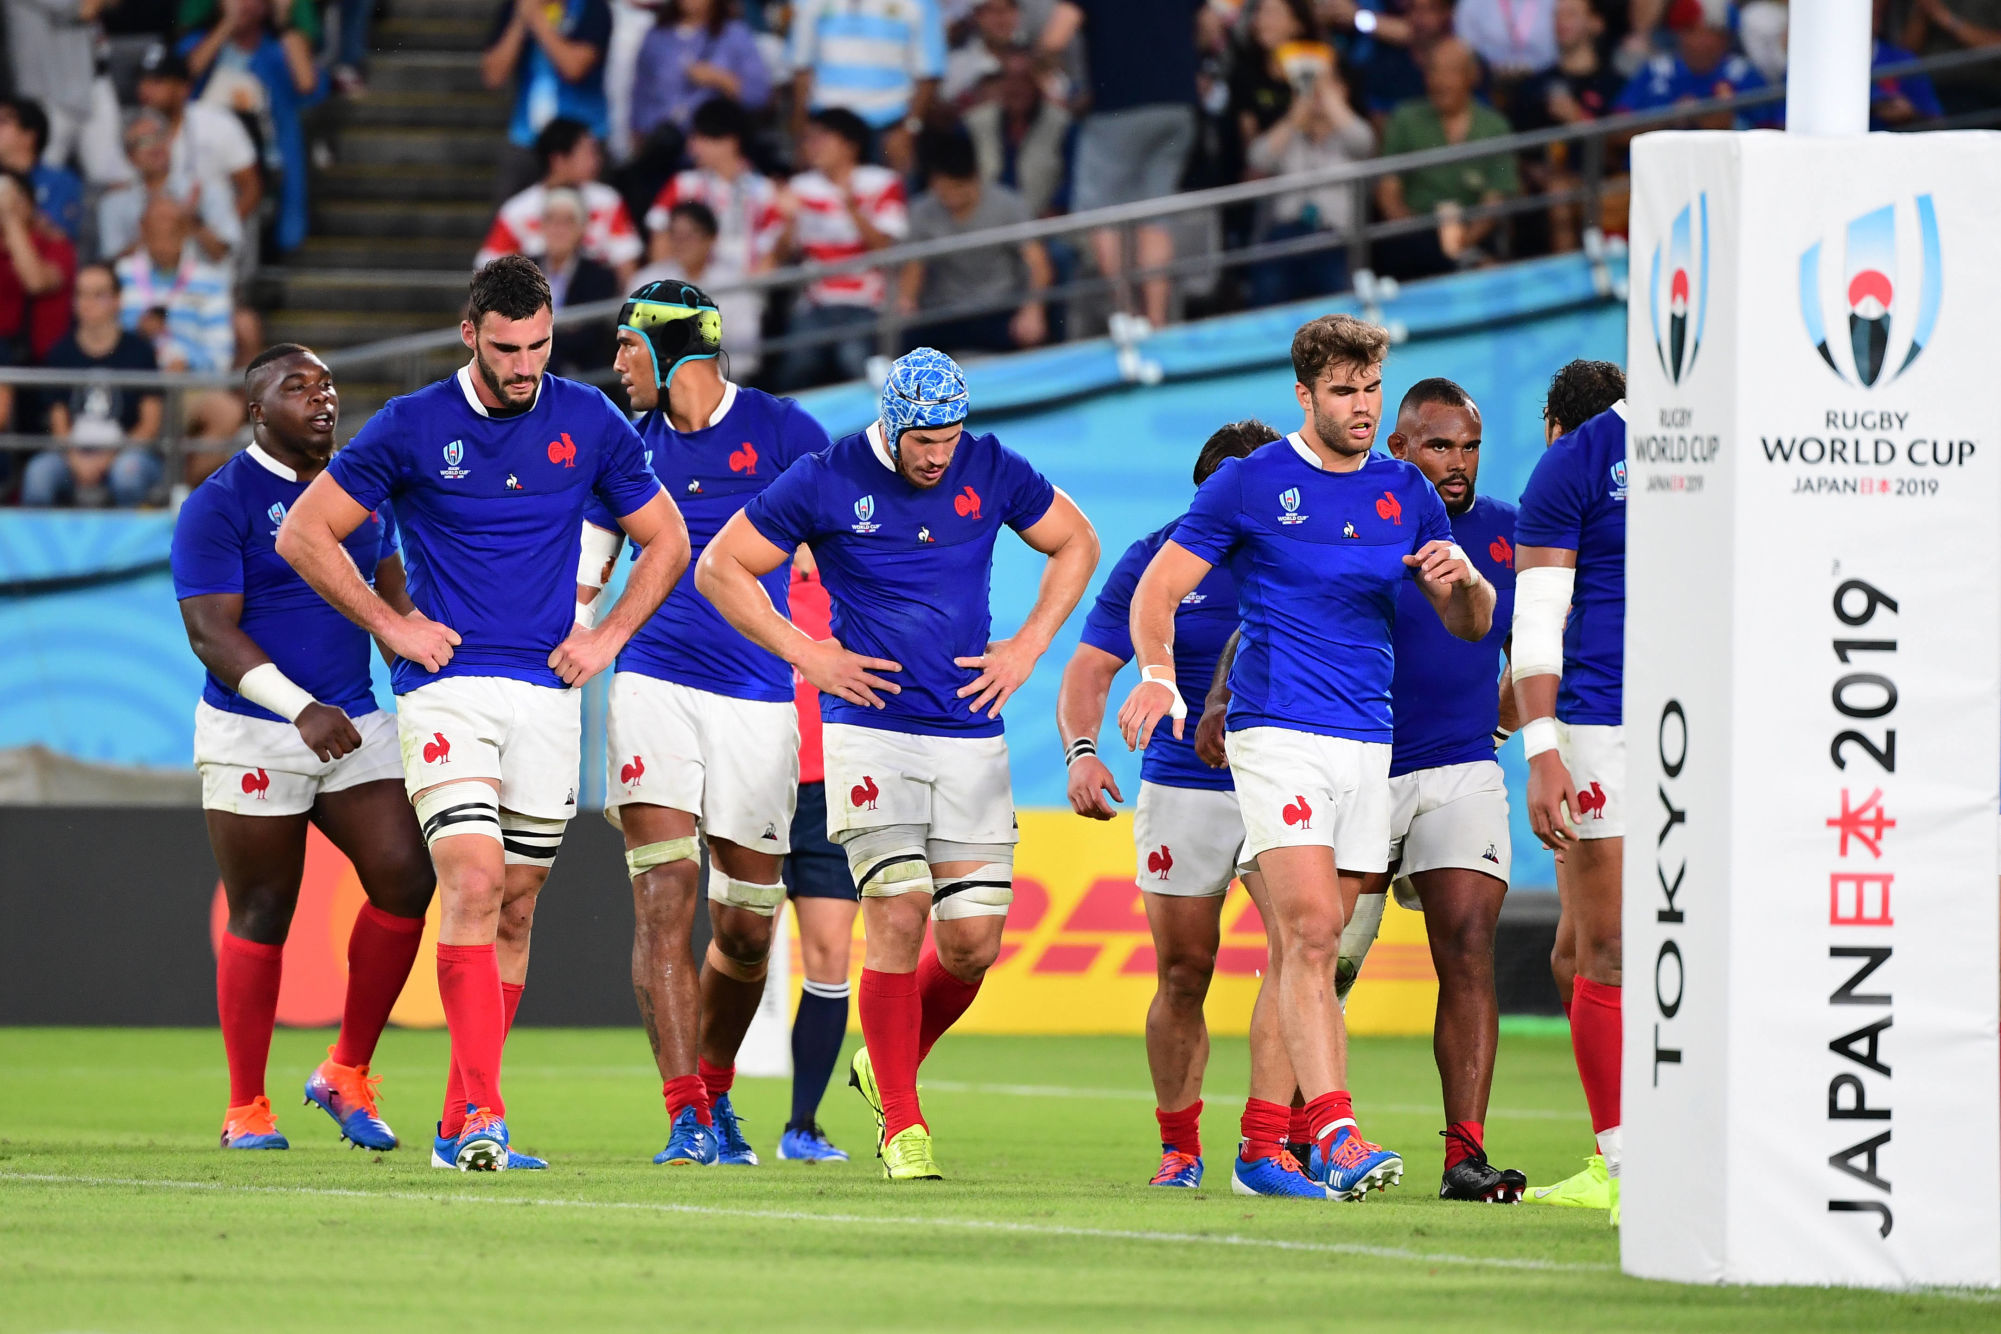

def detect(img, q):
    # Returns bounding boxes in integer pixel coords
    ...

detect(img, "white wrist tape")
[576,520,623,589]
[1511,564,1575,682]
[237,662,316,722]
[1521,716,1559,759]
[1141,665,1187,721]
[575,598,597,629]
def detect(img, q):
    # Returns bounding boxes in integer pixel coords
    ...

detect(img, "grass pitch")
[0,1026,1990,1332]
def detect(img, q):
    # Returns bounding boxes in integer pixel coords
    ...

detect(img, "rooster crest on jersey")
[879,347,969,459]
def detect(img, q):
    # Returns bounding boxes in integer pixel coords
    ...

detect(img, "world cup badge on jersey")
[1608,459,1629,502]
[1277,487,1308,526]
[266,501,286,535]
[440,439,471,480]
[852,495,881,534]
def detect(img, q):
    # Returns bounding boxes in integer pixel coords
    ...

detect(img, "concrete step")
[367,51,489,96]
[262,269,473,314]
[313,199,491,239]
[296,234,480,269]
[266,308,454,346]
[342,91,509,131]
[383,0,499,22]
[338,126,503,168]
[373,17,492,51]
[316,162,497,202]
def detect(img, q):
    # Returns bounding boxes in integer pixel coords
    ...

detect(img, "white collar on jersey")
[456,362,544,417]
[705,380,738,428]
[866,420,898,473]
[1286,431,1328,470]
[1608,398,1628,421]
[245,442,296,481]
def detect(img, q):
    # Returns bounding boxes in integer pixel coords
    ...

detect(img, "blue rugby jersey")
[172,444,394,722]
[1389,494,1517,777]
[743,422,1056,738]
[1078,520,1238,792]
[1171,434,1451,743]
[327,368,661,694]
[1514,403,1627,725]
[584,384,830,704]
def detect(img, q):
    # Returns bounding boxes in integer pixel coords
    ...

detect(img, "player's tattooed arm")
[1056,642,1125,819]
[177,592,363,761]
[1117,539,1211,751]
[1194,628,1240,770]
[278,474,461,672]
[698,512,903,708]
[958,488,1099,720]
[1405,539,1495,641]
[551,493,688,687]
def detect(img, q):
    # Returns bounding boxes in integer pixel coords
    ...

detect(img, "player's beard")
[475,345,540,412]
[1313,401,1373,459]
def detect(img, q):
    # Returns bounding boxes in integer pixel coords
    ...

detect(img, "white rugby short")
[1558,722,1625,841]
[395,675,581,820]
[1133,781,1242,898]
[1386,758,1511,909]
[1225,726,1392,872]
[195,700,402,816]
[821,723,1017,846]
[604,673,799,853]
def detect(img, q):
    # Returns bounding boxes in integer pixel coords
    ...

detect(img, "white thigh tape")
[500,810,567,868]
[709,876,788,916]
[414,781,501,849]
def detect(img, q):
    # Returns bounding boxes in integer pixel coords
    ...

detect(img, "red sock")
[859,968,924,1139]
[915,946,982,1063]
[698,1057,735,1103]
[1156,1100,1202,1157]
[1306,1090,1356,1158]
[217,934,284,1106]
[1570,977,1623,1134]
[663,1074,711,1126]
[1444,1119,1485,1170]
[1286,1105,1309,1146]
[443,981,523,1138]
[436,944,506,1123]
[331,904,425,1068]
[1239,1097,1289,1162]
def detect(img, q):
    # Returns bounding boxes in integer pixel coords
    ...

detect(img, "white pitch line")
[0,1171,1609,1275]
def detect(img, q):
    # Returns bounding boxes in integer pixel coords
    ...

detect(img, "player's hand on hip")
[1193,705,1229,769]
[1405,539,1476,592]
[1116,678,1183,751]
[1525,750,1580,859]
[548,623,623,688]
[954,637,1038,719]
[383,609,460,673]
[295,702,363,762]
[800,636,902,709]
[1066,754,1123,820]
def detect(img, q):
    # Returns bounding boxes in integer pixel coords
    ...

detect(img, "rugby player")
[1118,315,1494,1200]
[574,280,832,1167]
[172,344,434,1152]
[277,256,689,1170]
[1510,358,1628,1221]
[1056,419,1279,1190]
[698,348,1099,1180]
[1215,378,1527,1201]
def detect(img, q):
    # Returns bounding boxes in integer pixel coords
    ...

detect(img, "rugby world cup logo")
[1276,488,1307,525]
[266,502,286,527]
[444,440,463,468]
[1798,194,1941,388]
[852,494,880,533]
[1646,193,1709,385]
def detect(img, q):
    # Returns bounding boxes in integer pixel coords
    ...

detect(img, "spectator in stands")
[116,194,242,481]
[179,0,320,75]
[790,0,946,172]
[1244,48,1372,306]
[896,132,1049,353]
[645,96,781,278]
[1455,0,1557,117]
[632,198,768,378]
[537,187,622,374]
[963,45,1071,216]
[773,107,907,388]
[20,263,163,508]
[1374,36,1519,279]
[1335,0,1455,122]
[629,0,772,145]
[943,0,1021,105]
[1614,10,1775,129]
[180,0,326,253]
[1039,0,1201,330]
[0,98,84,245]
[484,0,615,200]
[4,0,128,185]
[329,0,376,95]
[135,45,263,240]
[1869,0,1944,129]
[478,117,643,283]
[1514,0,1627,251]
[97,109,242,263]
[1904,0,2001,115]
[1737,0,1789,84]
[1229,0,1333,148]
[0,169,77,364]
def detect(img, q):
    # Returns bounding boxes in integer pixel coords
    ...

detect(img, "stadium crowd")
[2,0,1993,504]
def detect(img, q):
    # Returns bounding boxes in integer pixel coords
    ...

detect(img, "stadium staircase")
[261,0,507,413]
